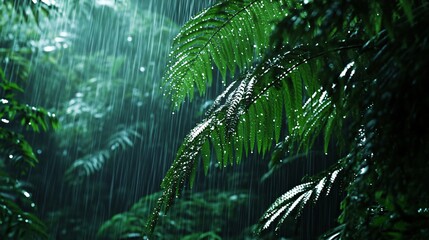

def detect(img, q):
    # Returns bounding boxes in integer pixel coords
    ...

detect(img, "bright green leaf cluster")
[163,0,287,107]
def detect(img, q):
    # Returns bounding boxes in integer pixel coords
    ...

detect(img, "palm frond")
[257,166,343,233]
[163,0,288,107]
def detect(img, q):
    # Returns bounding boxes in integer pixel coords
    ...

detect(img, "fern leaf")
[149,42,362,233]
[163,0,287,107]
[108,128,141,150]
[258,166,343,233]
[65,125,142,184]
[65,150,110,182]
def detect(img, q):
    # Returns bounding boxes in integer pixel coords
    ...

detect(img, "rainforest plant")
[1,1,58,238]
[148,0,429,238]
[98,190,249,239]
[0,68,58,239]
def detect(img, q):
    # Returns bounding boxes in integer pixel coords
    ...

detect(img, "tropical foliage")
[150,0,429,238]
[0,72,58,239]
[1,1,58,238]
[99,190,249,239]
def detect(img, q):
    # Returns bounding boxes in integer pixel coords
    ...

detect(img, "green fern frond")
[163,0,287,107]
[148,42,361,233]
[261,56,362,179]
[65,150,110,181]
[152,1,364,233]
[65,125,141,183]
[108,128,141,151]
[258,166,343,233]
[149,0,429,238]
[231,43,360,159]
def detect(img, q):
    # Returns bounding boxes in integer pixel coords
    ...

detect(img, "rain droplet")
[23,191,31,198]
[43,46,56,52]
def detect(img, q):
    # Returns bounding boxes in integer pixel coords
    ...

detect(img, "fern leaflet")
[258,166,343,233]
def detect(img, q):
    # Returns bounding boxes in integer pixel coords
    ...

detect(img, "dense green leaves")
[1,73,57,238]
